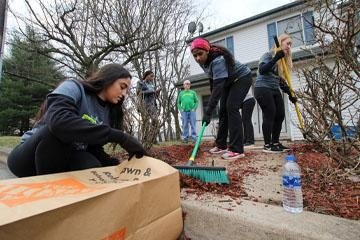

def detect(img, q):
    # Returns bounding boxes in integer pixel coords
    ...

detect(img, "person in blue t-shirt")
[254,33,297,153]
[7,64,146,177]
[190,37,252,160]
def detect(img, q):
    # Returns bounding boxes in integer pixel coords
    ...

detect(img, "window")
[277,15,304,47]
[212,36,234,54]
[202,95,219,118]
[267,11,315,49]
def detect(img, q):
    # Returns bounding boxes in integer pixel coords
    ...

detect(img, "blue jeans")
[181,111,197,140]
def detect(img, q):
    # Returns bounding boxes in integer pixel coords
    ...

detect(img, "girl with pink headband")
[190,37,252,160]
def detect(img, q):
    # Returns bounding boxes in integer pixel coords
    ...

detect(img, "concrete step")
[182,194,360,240]
[180,145,359,240]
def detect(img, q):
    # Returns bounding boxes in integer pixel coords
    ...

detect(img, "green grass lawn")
[0,136,21,148]
[0,136,183,150]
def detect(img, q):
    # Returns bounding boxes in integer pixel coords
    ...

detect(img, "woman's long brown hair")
[35,64,131,131]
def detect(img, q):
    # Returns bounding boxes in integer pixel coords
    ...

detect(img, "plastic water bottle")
[282,154,303,213]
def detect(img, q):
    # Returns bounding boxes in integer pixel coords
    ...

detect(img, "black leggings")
[7,126,117,177]
[215,73,252,153]
[241,98,255,144]
[254,87,285,145]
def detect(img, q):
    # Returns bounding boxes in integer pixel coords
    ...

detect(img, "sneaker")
[222,151,245,160]
[181,138,188,143]
[262,144,282,153]
[273,142,291,152]
[209,146,228,154]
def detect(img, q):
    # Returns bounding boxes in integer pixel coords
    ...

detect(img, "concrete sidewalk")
[0,147,359,240]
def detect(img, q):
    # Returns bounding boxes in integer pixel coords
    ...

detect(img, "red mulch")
[149,142,259,200]
[292,144,359,220]
[148,142,359,220]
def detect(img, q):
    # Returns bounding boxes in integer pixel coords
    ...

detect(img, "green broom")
[174,123,229,184]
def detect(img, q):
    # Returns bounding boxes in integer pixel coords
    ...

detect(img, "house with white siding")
[179,0,317,141]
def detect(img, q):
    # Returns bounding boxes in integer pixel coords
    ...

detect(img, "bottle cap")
[285,154,296,162]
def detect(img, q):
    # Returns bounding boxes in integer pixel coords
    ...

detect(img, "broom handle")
[189,122,206,161]
[274,36,305,130]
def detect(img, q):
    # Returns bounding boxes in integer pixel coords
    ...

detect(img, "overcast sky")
[6,0,294,29]
[4,0,294,49]
[199,0,294,31]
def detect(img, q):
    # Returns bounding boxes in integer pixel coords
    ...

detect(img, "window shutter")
[303,11,315,45]
[267,22,277,50]
[226,36,234,55]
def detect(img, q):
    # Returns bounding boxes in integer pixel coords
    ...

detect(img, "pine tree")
[0,27,64,135]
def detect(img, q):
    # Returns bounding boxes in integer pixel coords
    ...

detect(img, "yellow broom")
[274,36,305,132]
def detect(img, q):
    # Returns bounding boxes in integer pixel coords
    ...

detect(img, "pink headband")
[190,38,210,52]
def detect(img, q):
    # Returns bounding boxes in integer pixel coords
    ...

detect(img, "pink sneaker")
[221,151,245,160]
[209,146,228,154]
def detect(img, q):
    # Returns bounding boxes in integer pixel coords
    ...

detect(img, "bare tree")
[10,0,205,151]
[11,0,170,77]
[298,0,359,172]
[125,0,202,149]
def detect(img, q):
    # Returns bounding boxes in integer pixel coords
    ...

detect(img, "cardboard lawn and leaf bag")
[0,156,183,240]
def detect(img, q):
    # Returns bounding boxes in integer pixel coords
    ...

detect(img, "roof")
[187,0,306,42]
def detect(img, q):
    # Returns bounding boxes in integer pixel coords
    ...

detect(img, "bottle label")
[283,175,301,187]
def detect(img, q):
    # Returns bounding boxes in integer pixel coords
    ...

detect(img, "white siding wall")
[201,10,315,64]
[286,68,304,141]
[194,86,218,140]
[232,24,269,63]
[189,55,204,75]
